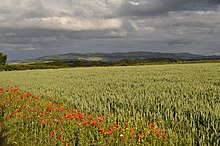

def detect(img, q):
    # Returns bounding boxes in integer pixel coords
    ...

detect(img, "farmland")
[0,63,220,145]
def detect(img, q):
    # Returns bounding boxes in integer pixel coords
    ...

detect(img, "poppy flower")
[92,120,98,126]
[8,113,13,118]
[14,108,20,113]
[149,123,155,127]
[41,120,46,125]
[98,117,103,121]
[50,131,54,140]
[14,87,19,91]
[138,133,143,138]
[47,104,51,111]
[130,129,134,133]
[68,114,74,119]
[100,128,107,134]
[155,130,163,136]
[0,87,3,91]
[113,122,118,128]
[98,116,105,122]
[107,129,113,135]
[75,114,80,119]
[57,134,62,139]
[25,92,32,97]
[89,117,94,120]
[83,121,89,127]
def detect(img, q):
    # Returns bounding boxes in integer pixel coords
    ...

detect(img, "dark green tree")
[0,52,7,66]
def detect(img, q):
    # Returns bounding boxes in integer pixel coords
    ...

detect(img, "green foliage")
[0,52,7,66]
[2,64,61,71]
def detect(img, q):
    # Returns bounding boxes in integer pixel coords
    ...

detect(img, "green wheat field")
[0,63,220,146]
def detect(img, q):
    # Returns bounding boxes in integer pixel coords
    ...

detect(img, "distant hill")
[4,51,220,71]
[31,51,220,62]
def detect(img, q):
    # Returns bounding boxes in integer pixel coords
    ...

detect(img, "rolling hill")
[32,51,220,62]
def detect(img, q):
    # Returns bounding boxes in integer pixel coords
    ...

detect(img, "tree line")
[0,53,7,66]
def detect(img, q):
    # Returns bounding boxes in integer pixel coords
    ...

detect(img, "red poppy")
[155,130,163,136]
[41,120,46,125]
[129,129,134,133]
[108,129,113,135]
[57,134,62,139]
[98,117,103,121]
[83,121,90,127]
[14,108,20,113]
[47,104,51,111]
[25,92,32,97]
[149,123,155,127]
[75,114,80,119]
[30,108,36,111]
[92,120,98,126]
[49,97,53,101]
[20,96,24,99]
[50,131,54,140]
[68,114,74,119]
[15,91,20,94]
[0,87,3,91]
[138,133,143,138]
[113,122,118,128]
[98,116,105,122]
[8,113,13,118]
[14,87,19,91]
[88,111,92,115]
[89,117,94,120]
[79,114,85,119]
[100,128,107,134]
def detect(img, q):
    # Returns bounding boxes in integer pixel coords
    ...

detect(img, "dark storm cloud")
[118,0,220,16]
[0,0,220,60]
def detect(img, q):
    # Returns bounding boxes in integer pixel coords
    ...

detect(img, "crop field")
[0,63,220,146]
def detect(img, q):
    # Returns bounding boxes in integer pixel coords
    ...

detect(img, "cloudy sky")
[0,0,220,60]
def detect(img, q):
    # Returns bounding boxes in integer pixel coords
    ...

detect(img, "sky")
[0,0,220,60]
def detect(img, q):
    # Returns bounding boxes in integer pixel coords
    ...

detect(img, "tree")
[0,52,7,66]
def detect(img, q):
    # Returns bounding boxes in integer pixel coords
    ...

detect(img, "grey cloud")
[0,0,220,60]
[0,28,128,42]
[118,0,220,17]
